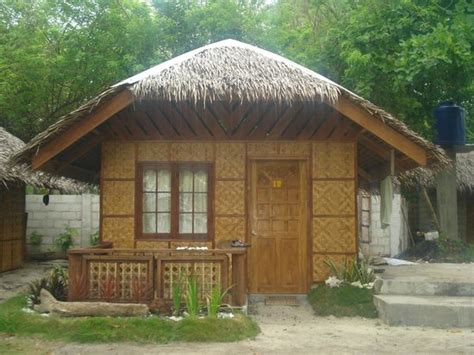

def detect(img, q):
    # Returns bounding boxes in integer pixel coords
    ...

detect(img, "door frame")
[246,157,312,294]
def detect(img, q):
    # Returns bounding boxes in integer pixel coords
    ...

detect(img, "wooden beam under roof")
[331,97,427,166]
[32,89,134,170]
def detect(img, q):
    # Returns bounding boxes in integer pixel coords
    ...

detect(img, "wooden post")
[68,252,83,301]
[231,253,246,307]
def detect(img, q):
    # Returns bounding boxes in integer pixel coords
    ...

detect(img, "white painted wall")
[25,194,100,253]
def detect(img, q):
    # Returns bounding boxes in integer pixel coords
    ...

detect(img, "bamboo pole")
[421,187,441,232]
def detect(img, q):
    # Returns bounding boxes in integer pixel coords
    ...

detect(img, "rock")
[34,289,149,317]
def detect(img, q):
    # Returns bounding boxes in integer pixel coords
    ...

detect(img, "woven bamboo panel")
[159,258,226,301]
[215,143,245,179]
[215,216,245,245]
[102,180,135,215]
[313,254,352,282]
[1,241,12,272]
[137,142,170,161]
[313,217,356,253]
[312,142,355,179]
[102,217,134,248]
[102,142,136,179]
[313,180,355,216]
[87,258,152,301]
[170,143,214,161]
[247,142,279,156]
[0,186,24,214]
[278,142,311,157]
[11,240,23,269]
[215,180,245,215]
[136,241,170,249]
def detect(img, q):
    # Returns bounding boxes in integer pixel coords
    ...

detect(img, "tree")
[0,0,159,140]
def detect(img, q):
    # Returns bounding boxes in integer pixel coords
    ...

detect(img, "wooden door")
[248,160,308,293]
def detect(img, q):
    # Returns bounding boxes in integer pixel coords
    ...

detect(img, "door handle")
[251,230,257,236]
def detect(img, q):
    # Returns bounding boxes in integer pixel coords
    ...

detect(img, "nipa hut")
[14,40,447,305]
[0,127,84,272]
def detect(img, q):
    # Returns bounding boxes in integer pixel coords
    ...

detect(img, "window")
[138,163,211,240]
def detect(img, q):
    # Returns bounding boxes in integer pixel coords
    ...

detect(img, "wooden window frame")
[136,162,214,241]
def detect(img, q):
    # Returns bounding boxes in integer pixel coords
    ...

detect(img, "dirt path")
[0,261,66,303]
[2,301,472,354]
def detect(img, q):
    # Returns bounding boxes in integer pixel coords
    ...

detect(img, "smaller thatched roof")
[0,127,87,193]
[400,148,474,193]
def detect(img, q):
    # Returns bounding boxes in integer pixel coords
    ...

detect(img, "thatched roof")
[0,127,87,192]
[400,149,474,193]
[14,39,447,170]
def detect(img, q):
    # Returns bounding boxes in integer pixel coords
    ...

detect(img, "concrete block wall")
[360,186,409,257]
[26,194,100,253]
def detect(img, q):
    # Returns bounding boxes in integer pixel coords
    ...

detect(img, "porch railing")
[68,246,247,306]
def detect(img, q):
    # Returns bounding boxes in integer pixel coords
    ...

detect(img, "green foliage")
[0,0,159,140]
[308,285,378,318]
[89,231,99,246]
[29,231,43,246]
[26,264,69,304]
[324,256,375,284]
[206,285,231,318]
[55,226,77,252]
[171,274,184,317]
[0,296,259,343]
[1,0,472,144]
[185,275,200,317]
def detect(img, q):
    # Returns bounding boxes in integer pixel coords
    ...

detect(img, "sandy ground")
[1,301,472,354]
[0,261,66,303]
[1,262,473,354]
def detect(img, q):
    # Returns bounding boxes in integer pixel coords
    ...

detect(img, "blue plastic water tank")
[433,101,465,146]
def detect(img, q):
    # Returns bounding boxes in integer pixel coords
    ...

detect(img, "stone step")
[374,294,474,328]
[377,279,474,297]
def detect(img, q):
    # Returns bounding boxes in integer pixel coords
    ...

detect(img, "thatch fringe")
[399,150,474,192]
[0,127,88,193]
[14,39,448,170]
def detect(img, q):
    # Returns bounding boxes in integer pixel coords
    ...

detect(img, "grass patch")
[308,285,378,318]
[0,296,259,343]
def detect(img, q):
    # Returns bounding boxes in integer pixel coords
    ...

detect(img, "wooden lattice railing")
[68,246,246,306]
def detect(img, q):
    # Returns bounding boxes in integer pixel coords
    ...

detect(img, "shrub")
[324,256,374,285]
[89,231,100,246]
[185,276,200,317]
[26,264,69,305]
[171,275,184,316]
[206,285,231,318]
[55,226,77,252]
[29,231,43,246]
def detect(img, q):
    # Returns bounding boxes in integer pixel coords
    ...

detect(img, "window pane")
[143,169,156,191]
[157,213,170,233]
[194,193,207,212]
[157,193,171,212]
[194,169,208,192]
[179,193,193,212]
[179,213,193,233]
[157,169,171,191]
[179,169,193,192]
[143,213,156,233]
[194,213,207,233]
[143,193,156,212]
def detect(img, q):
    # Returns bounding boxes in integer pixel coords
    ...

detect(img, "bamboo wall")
[0,184,26,272]
[101,141,356,283]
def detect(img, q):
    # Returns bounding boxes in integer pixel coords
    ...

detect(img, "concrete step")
[374,294,474,328]
[377,279,474,297]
